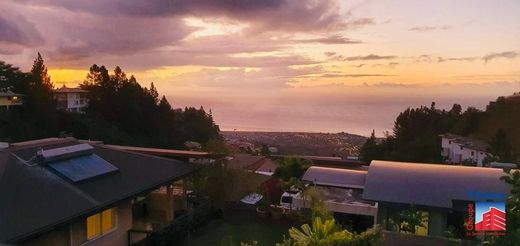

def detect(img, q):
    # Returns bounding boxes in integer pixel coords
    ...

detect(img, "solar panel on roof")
[47,154,119,182]
[41,144,94,163]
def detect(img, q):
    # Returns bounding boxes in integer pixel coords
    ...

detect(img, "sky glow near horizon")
[1,0,519,136]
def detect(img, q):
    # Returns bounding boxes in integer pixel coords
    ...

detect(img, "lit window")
[101,209,114,233]
[86,208,116,240]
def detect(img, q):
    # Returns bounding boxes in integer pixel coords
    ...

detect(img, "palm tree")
[277,217,382,246]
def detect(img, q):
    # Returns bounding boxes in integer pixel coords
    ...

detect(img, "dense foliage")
[188,161,259,209]
[0,54,223,150]
[276,217,383,246]
[360,99,519,164]
[385,205,427,235]
[274,157,313,181]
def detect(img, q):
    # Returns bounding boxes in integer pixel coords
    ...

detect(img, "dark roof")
[362,160,510,208]
[270,154,365,168]
[303,166,367,189]
[439,133,488,152]
[227,154,266,169]
[1,138,199,243]
[0,91,23,97]
[255,159,278,173]
[53,86,87,93]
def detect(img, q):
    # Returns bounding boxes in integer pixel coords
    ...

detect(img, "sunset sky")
[1,0,519,135]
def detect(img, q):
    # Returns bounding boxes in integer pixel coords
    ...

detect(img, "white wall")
[441,137,488,166]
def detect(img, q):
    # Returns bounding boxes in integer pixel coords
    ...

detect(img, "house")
[0,91,23,108]
[295,166,378,232]
[440,133,490,166]
[362,160,510,237]
[291,160,510,237]
[0,137,201,245]
[53,86,89,113]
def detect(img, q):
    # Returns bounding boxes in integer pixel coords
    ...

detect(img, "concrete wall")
[441,137,488,166]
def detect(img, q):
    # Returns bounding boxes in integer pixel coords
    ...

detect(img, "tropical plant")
[274,157,312,182]
[387,205,427,235]
[276,217,383,246]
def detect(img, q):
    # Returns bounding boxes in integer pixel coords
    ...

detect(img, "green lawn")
[182,209,294,246]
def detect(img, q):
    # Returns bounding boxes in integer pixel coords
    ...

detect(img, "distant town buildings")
[0,91,23,109]
[53,86,89,113]
[440,133,490,166]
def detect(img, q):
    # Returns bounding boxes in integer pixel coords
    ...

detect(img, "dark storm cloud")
[0,9,43,50]
[44,15,192,62]
[4,0,349,65]
[10,0,345,33]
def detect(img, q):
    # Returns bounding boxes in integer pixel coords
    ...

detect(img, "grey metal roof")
[0,139,200,243]
[302,166,367,189]
[362,160,510,208]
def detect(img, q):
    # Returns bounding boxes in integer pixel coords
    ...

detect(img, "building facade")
[53,86,89,113]
[0,91,23,108]
[363,160,510,237]
[440,133,489,166]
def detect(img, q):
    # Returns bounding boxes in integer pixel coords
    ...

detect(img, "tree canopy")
[0,55,224,151]
[359,98,519,164]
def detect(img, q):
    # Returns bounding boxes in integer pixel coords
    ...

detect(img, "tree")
[260,144,271,156]
[0,61,29,93]
[28,52,55,111]
[273,157,312,182]
[30,53,53,90]
[359,130,383,164]
[487,128,516,163]
[276,217,383,246]
[148,82,159,104]
[189,161,259,209]
[395,205,428,234]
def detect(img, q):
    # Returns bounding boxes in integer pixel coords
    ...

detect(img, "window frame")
[82,208,118,245]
